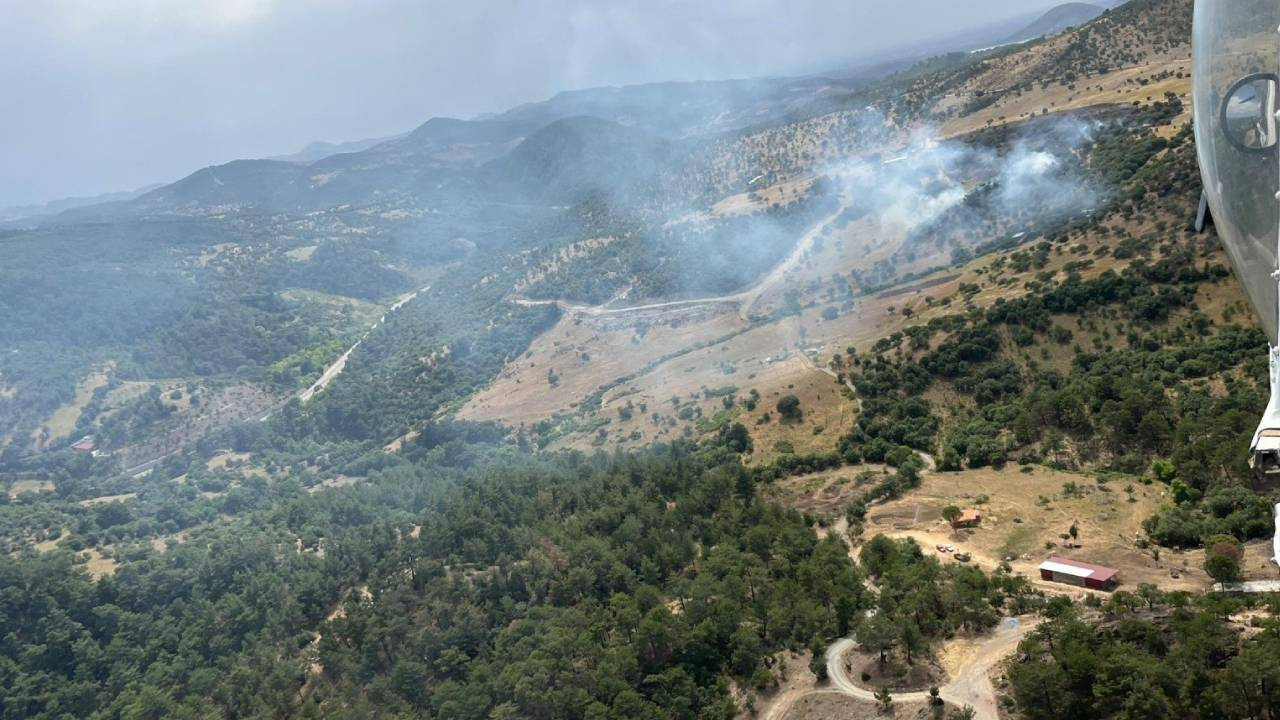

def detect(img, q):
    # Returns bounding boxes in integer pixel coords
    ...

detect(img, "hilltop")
[1003,3,1107,44]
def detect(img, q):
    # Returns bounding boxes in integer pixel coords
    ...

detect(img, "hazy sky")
[1,0,1057,207]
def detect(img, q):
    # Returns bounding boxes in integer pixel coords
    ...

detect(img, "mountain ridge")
[1003,2,1107,44]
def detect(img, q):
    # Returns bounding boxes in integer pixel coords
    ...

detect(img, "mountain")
[66,79,856,216]
[369,116,541,166]
[39,0,1188,223]
[1003,2,1107,43]
[268,135,403,163]
[116,114,680,215]
[136,159,307,210]
[484,116,674,201]
[486,76,865,139]
[0,184,161,224]
[99,118,541,214]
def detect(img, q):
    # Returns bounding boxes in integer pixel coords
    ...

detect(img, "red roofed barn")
[1038,556,1118,591]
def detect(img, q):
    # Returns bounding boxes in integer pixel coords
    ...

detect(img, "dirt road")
[734,198,848,321]
[934,618,1035,719]
[797,617,1034,720]
[299,286,428,403]
[511,191,852,323]
[824,638,930,704]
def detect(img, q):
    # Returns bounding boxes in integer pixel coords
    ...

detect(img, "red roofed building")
[953,508,981,528]
[70,436,96,453]
[1039,556,1118,591]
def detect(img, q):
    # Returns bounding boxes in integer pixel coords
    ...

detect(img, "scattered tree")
[942,505,962,526]
[777,395,803,421]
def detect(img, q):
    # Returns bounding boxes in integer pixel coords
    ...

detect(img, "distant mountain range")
[268,135,405,163]
[0,184,162,224]
[41,74,879,219]
[1004,3,1108,44]
[827,1,1124,80]
[13,0,1133,223]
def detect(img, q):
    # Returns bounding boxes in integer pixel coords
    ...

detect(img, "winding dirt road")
[734,198,847,321]
[765,617,1035,720]
[929,618,1036,719]
[511,192,851,322]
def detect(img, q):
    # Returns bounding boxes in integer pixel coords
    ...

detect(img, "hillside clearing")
[31,366,111,450]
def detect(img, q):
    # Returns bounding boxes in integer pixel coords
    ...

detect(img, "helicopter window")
[1221,72,1280,152]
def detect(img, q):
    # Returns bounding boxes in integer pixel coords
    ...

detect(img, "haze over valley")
[7,2,1280,719]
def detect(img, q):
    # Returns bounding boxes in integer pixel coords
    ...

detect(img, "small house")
[70,436,96,453]
[953,508,982,528]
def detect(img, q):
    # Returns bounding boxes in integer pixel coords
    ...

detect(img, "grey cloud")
[1,0,1062,207]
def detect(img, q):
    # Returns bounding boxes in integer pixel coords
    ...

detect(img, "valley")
[4,1,1280,718]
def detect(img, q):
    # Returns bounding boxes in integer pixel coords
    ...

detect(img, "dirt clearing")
[777,461,1214,593]
[863,465,1208,591]
[7,478,55,498]
[778,694,934,720]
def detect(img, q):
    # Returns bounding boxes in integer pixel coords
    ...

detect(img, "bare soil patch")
[8,478,54,498]
[285,245,317,261]
[82,548,117,578]
[460,304,747,428]
[78,492,138,507]
[206,450,252,470]
[34,529,67,553]
[309,475,360,493]
[780,694,935,720]
[843,649,945,694]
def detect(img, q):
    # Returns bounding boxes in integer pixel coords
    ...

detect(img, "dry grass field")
[779,695,934,720]
[78,493,139,507]
[866,465,1201,590]
[7,478,54,498]
[31,365,111,450]
[82,548,118,578]
[941,59,1190,138]
[772,461,1280,595]
[459,192,1219,462]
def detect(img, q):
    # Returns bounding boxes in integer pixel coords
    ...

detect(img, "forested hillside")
[7,0,1280,717]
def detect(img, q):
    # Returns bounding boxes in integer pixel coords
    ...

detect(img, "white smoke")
[831,113,1099,240]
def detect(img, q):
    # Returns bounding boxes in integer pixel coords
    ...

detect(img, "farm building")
[1038,556,1118,591]
[70,436,96,453]
[953,508,981,528]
